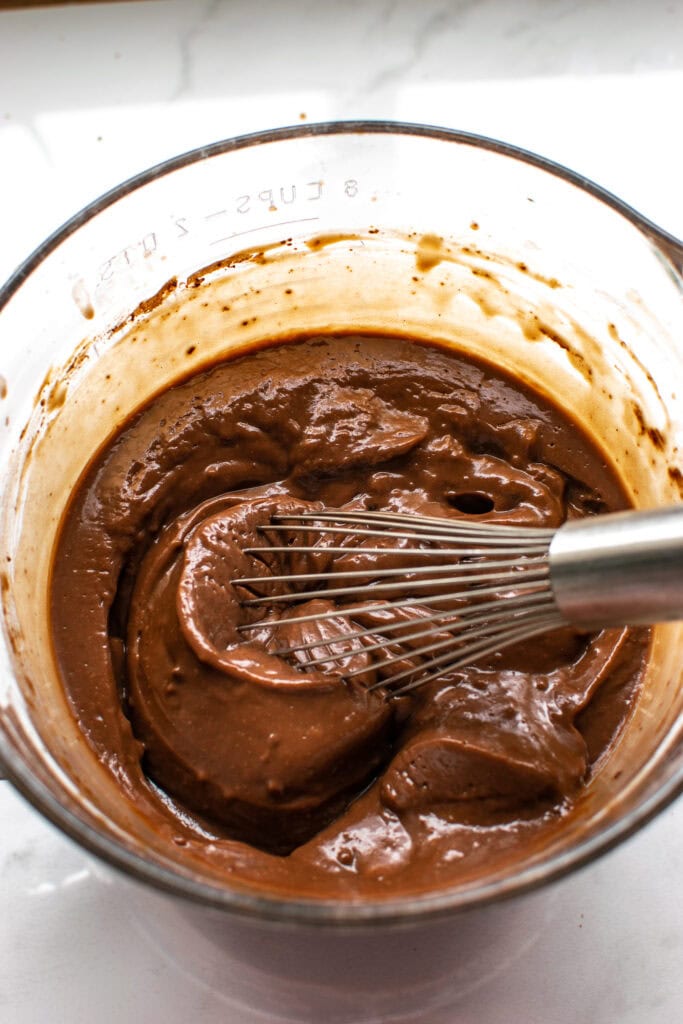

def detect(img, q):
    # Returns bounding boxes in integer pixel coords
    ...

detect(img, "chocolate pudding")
[50,333,647,898]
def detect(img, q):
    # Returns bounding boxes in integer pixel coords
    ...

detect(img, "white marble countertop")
[1,2,682,1021]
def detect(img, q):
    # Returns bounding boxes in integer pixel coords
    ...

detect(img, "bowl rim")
[1,119,682,927]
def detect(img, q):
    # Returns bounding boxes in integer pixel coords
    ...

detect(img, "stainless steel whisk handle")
[549,505,683,627]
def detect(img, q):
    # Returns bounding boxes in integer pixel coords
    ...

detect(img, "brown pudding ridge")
[50,333,647,898]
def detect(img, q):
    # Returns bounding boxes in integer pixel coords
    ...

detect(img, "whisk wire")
[349,606,559,683]
[236,555,547,589]
[261,522,552,548]
[240,564,550,605]
[238,577,553,633]
[242,543,548,559]
[271,509,555,540]
[275,589,554,658]
[299,592,554,669]
[379,614,565,696]
[235,508,567,693]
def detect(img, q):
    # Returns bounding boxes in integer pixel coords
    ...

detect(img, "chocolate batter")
[50,334,647,897]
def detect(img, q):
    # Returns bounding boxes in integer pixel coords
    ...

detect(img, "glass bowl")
[1,121,682,929]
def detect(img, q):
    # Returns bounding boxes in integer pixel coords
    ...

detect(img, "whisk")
[235,505,683,695]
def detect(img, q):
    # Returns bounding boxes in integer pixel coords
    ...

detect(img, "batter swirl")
[50,335,647,896]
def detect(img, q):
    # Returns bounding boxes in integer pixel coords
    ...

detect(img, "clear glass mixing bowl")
[1,122,682,928]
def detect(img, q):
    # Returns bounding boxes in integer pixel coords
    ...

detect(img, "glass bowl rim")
[1,119,682,927]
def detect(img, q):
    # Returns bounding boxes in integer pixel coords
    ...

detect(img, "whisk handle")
[549,505,683,627]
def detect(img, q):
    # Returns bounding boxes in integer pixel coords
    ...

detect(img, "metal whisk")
[234,505,683,694]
